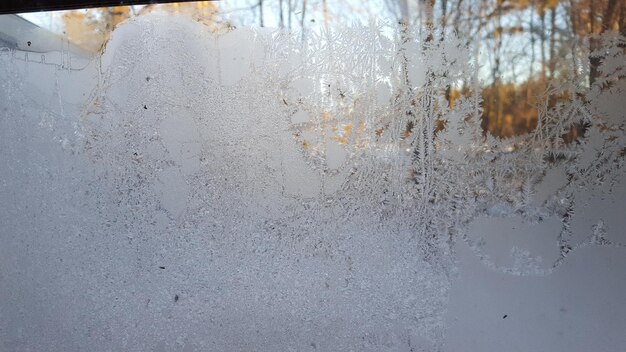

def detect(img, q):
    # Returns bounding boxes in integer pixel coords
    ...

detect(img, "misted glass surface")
[1,1,625,351]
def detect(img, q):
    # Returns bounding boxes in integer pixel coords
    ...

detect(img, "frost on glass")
[1,13,625,351]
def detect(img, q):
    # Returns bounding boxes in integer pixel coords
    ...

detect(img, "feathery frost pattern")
[0,14,625,351]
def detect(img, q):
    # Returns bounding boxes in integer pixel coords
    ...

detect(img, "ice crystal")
[1,13,625,351]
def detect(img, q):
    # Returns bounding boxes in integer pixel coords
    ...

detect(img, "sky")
[17,0,391,33]
[13,0,565,85]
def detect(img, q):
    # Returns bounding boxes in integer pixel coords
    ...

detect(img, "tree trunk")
[603,0,619,31]
[589,0,600,85]
[493,0,504,135]
[527,2,536,130]
[549,6,556,80]
[621,0,626,37]
[441,0,452,107]
[421,0,435,42]
[300,0,307,40]
[540,8,546,83]
[398,0,409,24]
[278,0,284,28]
[288,0,292,30]
[322,0,329,31]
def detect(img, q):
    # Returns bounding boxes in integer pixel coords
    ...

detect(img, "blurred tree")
[62,6,129,52]
[61,2,221,52]
[137,2,221,30]
[59,0,625,137]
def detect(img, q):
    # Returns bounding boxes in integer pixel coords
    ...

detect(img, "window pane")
[1,2,625,351]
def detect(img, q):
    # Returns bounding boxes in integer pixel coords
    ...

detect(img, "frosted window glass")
[1,7,625,351]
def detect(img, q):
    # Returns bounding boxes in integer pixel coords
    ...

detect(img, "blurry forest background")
[22,0,626,138]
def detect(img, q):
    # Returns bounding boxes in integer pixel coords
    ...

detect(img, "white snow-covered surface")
[0,14,625,351]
